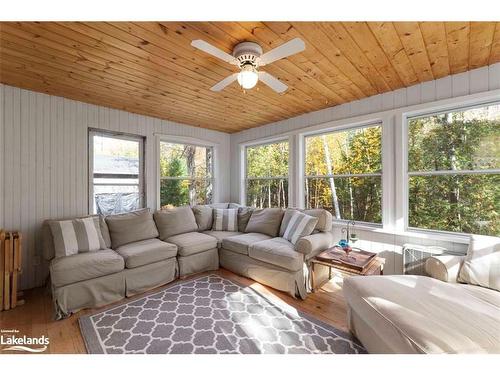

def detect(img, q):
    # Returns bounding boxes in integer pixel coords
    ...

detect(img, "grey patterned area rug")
[79,274,366,354]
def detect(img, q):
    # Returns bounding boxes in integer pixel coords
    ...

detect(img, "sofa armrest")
[425,255,465,283]
[295,232,334,259]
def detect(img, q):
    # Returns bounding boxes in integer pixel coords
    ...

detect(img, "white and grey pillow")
[49,216,106,258]
[212,208,238,231]
[458,235,500,291]
[282,211,318,245]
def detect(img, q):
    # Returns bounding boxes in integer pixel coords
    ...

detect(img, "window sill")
[331,222,472,244]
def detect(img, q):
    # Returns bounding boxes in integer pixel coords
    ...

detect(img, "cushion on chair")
[116,238,177,268]
[280,208,332,236]
[221,233,272,255]
[282,211,318,245]
[248,237,304,271]
[458,235,500,291]
[237,207,254,232]
[203,231,243,248]
[244,208,284,237]
[106,209,159,249]
[154,206,198,240]
[192,205,213,231]
[167,232,217,256]
[50,249,124,287]
[212,208,238,231]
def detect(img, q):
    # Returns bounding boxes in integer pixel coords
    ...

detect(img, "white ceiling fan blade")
[191,40,237,65]
[210,73,238,92]
[258,72,288,93]
[259,38,305,66]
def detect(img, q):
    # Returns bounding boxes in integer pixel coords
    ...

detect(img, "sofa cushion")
[167,232,217,257]
[210,203,229,209]
[192,205,213,231]
[203,231,243,248]
[50,249,124,287]
[282,211,318,245]
[280,208,332,236]
[249,237,304,272]
[343,275,500,353]
[106,209,159,249]
[154,206,198,240]
[212,208,238,231]
[222,233,272,255]
[237,207,254,232]
[244,208,284,237]
[116,238,177,269]
[49,216,107,258]
[458,235,500,291]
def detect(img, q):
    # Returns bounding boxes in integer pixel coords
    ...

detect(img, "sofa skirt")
[52,271,126,320]
[124,258,178,297]
[178,248,219,277]
[52,257,178,320]
[219,248,307,299]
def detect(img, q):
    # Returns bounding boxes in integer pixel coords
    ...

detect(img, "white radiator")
[402,244,461,276]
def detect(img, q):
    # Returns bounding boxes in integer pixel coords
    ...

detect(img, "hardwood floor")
[0,269,348,354]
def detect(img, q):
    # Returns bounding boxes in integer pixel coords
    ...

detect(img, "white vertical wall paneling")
[1,84,231,290]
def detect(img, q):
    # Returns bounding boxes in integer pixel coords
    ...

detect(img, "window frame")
[88,128,146,215]
[302,121,384,226]
[403,100,500,237]
[156,135,216,208]
[241,136,292,208]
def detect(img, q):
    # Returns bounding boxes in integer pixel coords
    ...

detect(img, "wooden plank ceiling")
[1,22,499,133]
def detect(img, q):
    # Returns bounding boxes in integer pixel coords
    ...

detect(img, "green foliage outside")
[305,126,382,223]
[159,142,213,207]
[246,142,289,208]
[408,105,499,236]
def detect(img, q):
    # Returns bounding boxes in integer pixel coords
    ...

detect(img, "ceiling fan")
[191,38,305,93]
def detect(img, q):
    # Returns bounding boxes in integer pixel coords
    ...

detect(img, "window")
[89,130,145,215]
[245,140,289,208]
[304,124,382,223]
[407,103,500,236]
[159,141,213,208]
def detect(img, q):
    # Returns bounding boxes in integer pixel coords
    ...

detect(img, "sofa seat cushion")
[343,275,500,354]
[203,231,243,248]
[221,233,272,255]
[167,232,217,257]
[248,237,304,272]
[116,238,177,269]
[50,249,124,287]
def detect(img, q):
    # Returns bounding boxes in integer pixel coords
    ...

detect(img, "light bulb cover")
[237,65,258,89]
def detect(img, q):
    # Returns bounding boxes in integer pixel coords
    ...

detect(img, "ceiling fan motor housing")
[233,42,263,68]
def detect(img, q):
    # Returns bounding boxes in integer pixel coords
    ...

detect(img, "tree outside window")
[305,125,382,223]
[408,103,500,236]
[159,142,213,208]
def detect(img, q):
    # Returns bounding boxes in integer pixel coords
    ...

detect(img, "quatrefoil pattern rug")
[79,274,366,354]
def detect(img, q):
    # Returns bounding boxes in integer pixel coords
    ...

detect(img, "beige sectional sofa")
[42,204,334,319]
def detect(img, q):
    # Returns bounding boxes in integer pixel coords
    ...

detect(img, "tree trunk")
[322,135,341,219]
[185,145,196,205]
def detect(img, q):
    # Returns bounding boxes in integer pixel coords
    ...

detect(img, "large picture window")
[159,141,213,208]
[408,103,500,236]
[89,130,145,215]
[245,140,289,208]
[304,124,382,223]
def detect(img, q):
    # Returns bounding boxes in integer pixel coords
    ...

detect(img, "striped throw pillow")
[282,211,318,245]
[212,208,238,231]
[49,217,106,258]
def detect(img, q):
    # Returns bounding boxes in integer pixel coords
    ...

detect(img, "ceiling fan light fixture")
[237,64,258,90]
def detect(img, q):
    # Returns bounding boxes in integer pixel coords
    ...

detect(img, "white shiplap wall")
[0,84,231,290]
[230,63,500,274]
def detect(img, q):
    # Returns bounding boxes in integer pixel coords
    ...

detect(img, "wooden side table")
[310,248,385,292]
